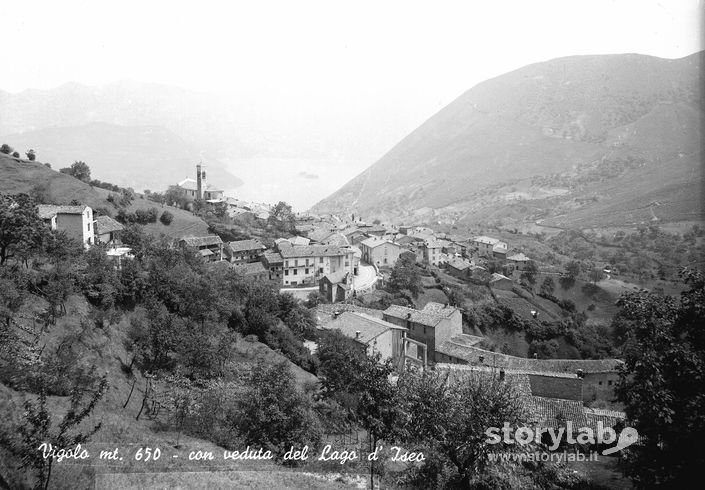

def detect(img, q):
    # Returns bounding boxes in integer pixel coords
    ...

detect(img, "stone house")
[280,245,354,287]
[261,251,284,281]
[178,235,224,261]
[322,311,408,369]
[360,237,402,268]
[489,272,513,290]
[445,258,473,279]
[319,270,352,303]
[225,239,266,264]
[37,204,95,247]
[473,236,501,257]
[94,215,124,245]
[420,239,444,266]
[507,253,532,272]
[383,302,463,364]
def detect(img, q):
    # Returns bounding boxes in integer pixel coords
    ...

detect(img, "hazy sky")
[1,0,702,209]
[2,0,701,99]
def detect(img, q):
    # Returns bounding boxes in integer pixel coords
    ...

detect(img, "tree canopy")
[388,251,422,297]
[59,161,91,182]
[268,201,296,234]
[613,268,705,488]
[0,193,46,265]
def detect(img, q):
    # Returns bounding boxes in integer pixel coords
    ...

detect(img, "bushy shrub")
[159,210,174,225]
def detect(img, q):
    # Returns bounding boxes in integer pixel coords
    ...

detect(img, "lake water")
[223,155,362,211]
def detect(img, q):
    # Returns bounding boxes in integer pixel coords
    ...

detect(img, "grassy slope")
[0,293,330,489]
[0,153,209,238]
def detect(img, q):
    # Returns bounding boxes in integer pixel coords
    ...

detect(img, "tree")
[589,267,604,285]
[26,149,36,161]
[13,375,107,490]
[565,260,581,278]
[393,369,526,487]
[59,161,91,182]
[539,276,556,297]
[0,264,28,327]
[529,339,559,359]
[267,201,296,233]
[445,285,465,307]
[0,144,12,154]
[237,359,321,458]
[12,151,20,158]
[317,329,400,485]
[612,268,705,487]
[520,260,538,287]
[388,251,422,297]
[159,210,174,225]
[0,193,46,265]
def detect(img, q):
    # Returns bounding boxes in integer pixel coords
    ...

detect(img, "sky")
[1,0,702,209]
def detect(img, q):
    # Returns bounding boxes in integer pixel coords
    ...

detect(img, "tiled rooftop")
[37,204,87,219]
[321,311,406,345]
[180,235,223,247]
[228,239,265,253]
[384,302,459,327]
[94,215,124,235]
[280,244,351,258]
[473,236,500,245]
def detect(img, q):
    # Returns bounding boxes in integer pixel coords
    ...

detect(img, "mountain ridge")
[311,52,703,227]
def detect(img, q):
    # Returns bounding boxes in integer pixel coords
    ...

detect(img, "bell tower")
[196,163,207,200]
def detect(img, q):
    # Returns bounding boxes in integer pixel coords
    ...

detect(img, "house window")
[294,259,298,267]
[285,261,289,267]
[87,222,91,231]
[319,257,324,263]
[293,269,298,275]
[305,268,309,274]
[319,268,323,274]
[608,380,613,386]
[285,270,289,276]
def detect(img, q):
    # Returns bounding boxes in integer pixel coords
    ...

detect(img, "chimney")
[499,369,505,381]
[577,369,584,379]
[355,331,361,340]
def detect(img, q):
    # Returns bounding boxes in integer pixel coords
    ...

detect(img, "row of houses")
[177,233,360,301]
[317,301,625,434]
[317,301,622,401]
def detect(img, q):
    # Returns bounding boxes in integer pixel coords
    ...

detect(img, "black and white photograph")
[0,1,703,488]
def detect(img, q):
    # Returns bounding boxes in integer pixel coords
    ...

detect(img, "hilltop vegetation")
[0,152,209,238]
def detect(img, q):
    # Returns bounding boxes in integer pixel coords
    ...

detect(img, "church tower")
[196,163,207,200]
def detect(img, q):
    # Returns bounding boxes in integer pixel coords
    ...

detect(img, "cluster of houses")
[316,301,626,438]
[36,203,133,266]
[173,207,539,304]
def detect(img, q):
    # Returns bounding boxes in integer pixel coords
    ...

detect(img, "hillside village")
[1,56,703,486]
[21,160,627,441]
